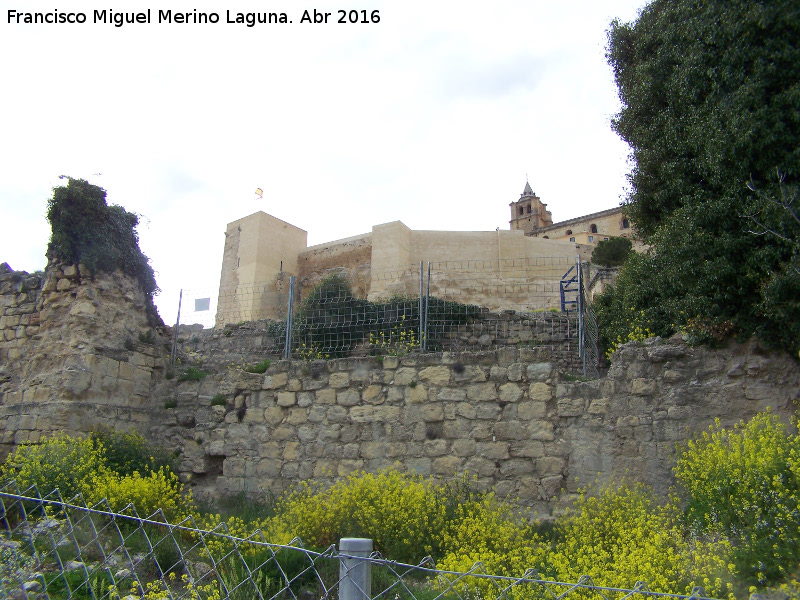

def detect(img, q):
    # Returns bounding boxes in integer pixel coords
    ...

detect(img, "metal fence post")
[423,262,431,351]
[339,538,372,600]
[419,261,424,351]
[284,276,295,360]
[171,289,183,366]
[577,258,586,377]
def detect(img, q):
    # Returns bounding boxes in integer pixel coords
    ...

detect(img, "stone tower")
[509,181,553,236]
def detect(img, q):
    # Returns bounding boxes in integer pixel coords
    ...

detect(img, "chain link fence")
[1,484,719,600]
[174,258,601,377]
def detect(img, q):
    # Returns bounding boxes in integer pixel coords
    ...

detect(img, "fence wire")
[176,258,603,375]
[0,484,719,600]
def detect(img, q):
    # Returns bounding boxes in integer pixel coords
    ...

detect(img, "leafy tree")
[599,0,800,354]
[590,236,632,267]
[46,177,161,323]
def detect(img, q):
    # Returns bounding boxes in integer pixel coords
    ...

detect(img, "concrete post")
[339,538,372,600]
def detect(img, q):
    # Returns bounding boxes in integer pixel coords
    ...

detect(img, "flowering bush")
[269,468,449,562]
[0,433,108,499]
[538,483,733,597]
[87,467,194,521]
[675,412,800,585]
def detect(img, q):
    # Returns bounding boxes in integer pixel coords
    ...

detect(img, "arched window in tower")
[526,205,532,214]
[590,224,598,233]
[518,207,524,216]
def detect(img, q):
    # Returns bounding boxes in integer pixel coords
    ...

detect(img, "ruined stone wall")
[157,336,799,512]
[0,263,171,461]
[297,234,372,299]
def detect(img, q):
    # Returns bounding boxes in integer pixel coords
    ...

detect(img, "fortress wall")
[156,336,799,512]
[297,233,372,299]
[0,263,171,461]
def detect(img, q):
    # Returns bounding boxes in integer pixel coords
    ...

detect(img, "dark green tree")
[46,177,161,323]
[590,237,633,267]
[599,0,800,354]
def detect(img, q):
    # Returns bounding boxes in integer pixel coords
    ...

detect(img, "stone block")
[338,460,365,476]
[337,389,361,406]
[464,456,498,477]
[393,367,417,386]
[492,421,527,440]
[315,388,336,404]
[327,405,349,422]
[529,382,552,401]
[329,372,350,388]
[263,373,288,389]
[630,378,656,396]
[587,398,609,415]
[350,405,400,423]
[451,439,476,456]
[557,398,585,417]
[437,387,466,401]
[405,384,428,404]
[499,383,523,403]
[527,363,553,381]
[536,456,565,475]
[475,403,501,419]
[500,458,534,476]
[528,420,555,441]
[421,403,444,422]
[362,384,385,404]
[382,356,400,369]
[276,392,296,407]
[302,376,328,391]
[286,408,308,425]
[477,441,510,460]
[455,403,477,419]
[419,366,451,386]
[509,441,545,458]
[517,401,546,420]
[433,455,463,474]
[287,378,302,392]
[466,383,497,401]
[424,439,448,456]
[257,459,282,478]
[406,457,432,475]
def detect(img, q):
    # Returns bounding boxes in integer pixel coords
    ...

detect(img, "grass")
[177,366,208,381]
[244,358,271,374]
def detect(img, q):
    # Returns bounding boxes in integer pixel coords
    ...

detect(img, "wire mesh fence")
[0,484,720,600]
[175,258,601,376]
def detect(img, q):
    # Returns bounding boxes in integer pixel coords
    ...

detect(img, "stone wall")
[174,310,583,374]
[0,262,171,461]
[156,335,799,512]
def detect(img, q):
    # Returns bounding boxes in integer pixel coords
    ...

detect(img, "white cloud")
[0,0,647,323]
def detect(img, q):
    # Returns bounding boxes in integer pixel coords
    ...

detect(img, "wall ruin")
[156,335,798,512]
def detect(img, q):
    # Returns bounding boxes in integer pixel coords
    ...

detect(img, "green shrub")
[294,275,481,357]
[211,393,227,406]
[178,366,208,382]
[46,177,161,326]
[90,428,177,477]
[591,236,632,267]
[675,413,800,585]
[244,358,271,374]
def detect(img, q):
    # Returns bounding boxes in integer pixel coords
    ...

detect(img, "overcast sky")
[1,0,648,324]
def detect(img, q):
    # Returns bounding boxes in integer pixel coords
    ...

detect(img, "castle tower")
[509,181,553,235]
